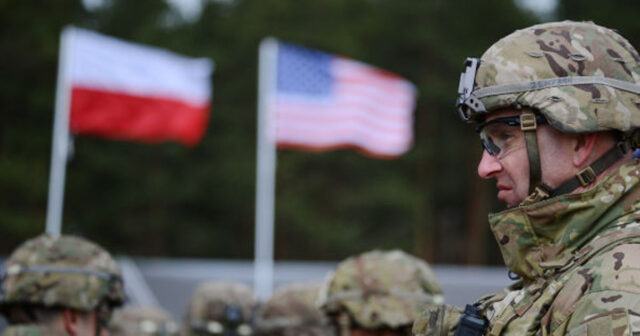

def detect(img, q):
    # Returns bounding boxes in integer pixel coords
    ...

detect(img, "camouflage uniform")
[1,325,72,336]
[414,21,640,336]
[183,282,255,336]
[109,306,179,336]
[255,282,333,336]
[319,249,443,336]
[0,234,125,336]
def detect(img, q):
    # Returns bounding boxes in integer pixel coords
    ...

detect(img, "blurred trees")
[556,0,640,45]
[1,0,541,263]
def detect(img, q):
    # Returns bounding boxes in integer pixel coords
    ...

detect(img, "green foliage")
[1,0,543,263]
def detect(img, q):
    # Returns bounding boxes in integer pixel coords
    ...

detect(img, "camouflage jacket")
[414,159,640,336]
[1,325,71,336]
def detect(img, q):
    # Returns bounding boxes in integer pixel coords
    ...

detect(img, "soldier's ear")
[63,309,79,336]
[572,133,597,168]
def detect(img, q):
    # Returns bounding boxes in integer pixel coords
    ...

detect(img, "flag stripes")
[268,43,416,157]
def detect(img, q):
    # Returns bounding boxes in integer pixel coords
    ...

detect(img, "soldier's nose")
[478,150,502,179]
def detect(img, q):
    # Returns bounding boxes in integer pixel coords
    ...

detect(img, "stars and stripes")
[268,42,416,158]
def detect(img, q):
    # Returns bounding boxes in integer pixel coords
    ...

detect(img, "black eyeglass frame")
[475,114,547,156]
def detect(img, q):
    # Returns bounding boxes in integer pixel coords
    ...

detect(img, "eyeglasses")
[475,114,546,158]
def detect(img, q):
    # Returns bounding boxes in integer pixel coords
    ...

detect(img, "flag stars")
[277,43,333,96]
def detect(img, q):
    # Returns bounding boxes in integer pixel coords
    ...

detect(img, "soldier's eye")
[495,130,515,143]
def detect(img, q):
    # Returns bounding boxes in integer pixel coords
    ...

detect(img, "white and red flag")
[266,42,416,158]
[45,27,213,235]
[64,27,214,146]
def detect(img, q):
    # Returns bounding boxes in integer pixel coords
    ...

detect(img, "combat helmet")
[0,234,125,312]
[318,249,443,333]
[456,21,640,204]
[109,305,180,336]
[184,282,256,336]
[255,282,333,336]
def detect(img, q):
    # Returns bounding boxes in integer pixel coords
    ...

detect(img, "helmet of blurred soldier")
[109,305,180,336]
[317,249,443,331]
[183,282,256,336]
[0,234,125,312]
[255,282,333,336]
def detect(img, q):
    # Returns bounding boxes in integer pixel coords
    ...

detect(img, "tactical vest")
[476,225,640,335]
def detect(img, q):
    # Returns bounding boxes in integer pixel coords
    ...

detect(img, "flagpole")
[45,26,74,236]
[254,37,278,300]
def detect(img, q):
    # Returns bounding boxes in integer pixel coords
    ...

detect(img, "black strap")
[550,142,629,196]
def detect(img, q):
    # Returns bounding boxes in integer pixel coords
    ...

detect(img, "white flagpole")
[45,26,74,236]
[254,37,278,300]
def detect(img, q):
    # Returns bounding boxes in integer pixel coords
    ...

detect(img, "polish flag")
[62,27,214,146]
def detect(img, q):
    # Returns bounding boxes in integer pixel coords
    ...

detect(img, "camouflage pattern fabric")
[255,282,333,336]
[0,234,125,312]
[462,21,640,134]
[413,159,640,335]
[411,305,461,336]
[109,306,179,336]
[318,249,443,330]
[183,282,255,336]
[1,325,71,336]
[489,160,640,281]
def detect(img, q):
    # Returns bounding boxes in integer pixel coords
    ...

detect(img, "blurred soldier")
[183,282,255,336]
[109,306,179,336]
[318,249,443,336]
[414,21,640,336]
[255,282,333,336]
[0,234,125,336]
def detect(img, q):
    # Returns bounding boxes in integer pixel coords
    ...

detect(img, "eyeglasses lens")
[478,122,523,159]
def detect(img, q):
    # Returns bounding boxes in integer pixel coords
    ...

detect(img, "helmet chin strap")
[337,312,351,336]
[519,112,633,206]
[519,111,543,197]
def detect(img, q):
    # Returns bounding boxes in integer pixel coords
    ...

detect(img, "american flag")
[267,42,416,158]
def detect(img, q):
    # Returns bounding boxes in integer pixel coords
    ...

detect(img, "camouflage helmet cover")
[109,305,180,336]
[458,21,640,134]
[318,249,443,329]
[255,282,333,336]
[0,234,125,311]
[184,282,256,335]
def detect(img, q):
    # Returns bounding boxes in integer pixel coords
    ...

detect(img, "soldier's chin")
[498,190,520,208]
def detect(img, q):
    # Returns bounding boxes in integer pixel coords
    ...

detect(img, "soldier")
[254,282,333,336]
[109,306,179,336]
[183,282,255,336]
[413,21,640,336]
[318,249,443,336]
[0,234,125,336]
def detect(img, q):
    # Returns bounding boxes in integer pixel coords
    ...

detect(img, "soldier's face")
[477,109,578,207]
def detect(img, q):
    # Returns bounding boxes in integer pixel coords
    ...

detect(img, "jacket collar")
[488,159,640,280]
